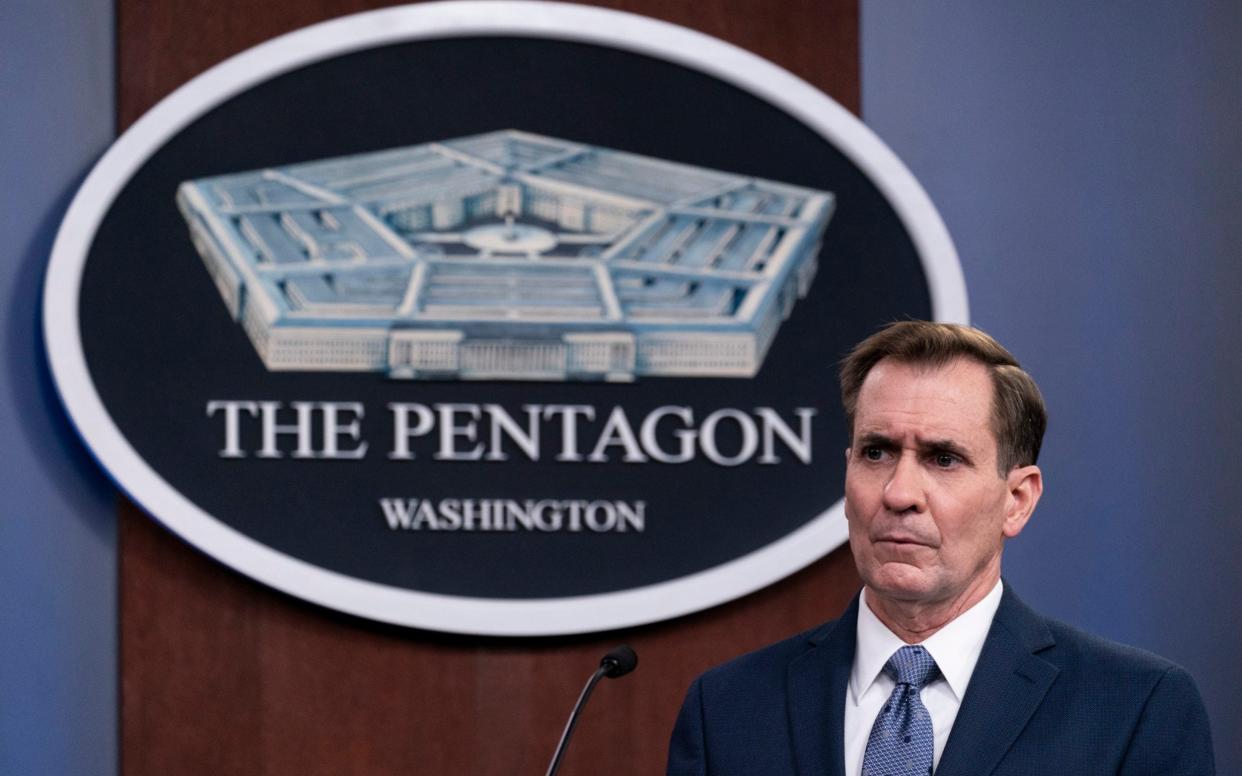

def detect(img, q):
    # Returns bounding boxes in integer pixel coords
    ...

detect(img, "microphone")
[600,644,638,678]
[544,645,639,776]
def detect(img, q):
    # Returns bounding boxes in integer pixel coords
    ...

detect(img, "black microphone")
[599,644,638,678]
[544,645,639,776]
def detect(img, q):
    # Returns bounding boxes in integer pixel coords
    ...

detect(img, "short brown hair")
[839,321,1046,474]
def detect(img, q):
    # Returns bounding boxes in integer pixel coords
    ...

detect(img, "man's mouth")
[874,535,929,547]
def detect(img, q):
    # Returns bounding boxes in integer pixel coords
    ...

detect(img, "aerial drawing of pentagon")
[176,130,835,381]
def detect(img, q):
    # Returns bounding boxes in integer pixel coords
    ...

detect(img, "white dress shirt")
[843,579,1003,776]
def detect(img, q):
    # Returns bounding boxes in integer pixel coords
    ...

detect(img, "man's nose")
[882,453,925,513]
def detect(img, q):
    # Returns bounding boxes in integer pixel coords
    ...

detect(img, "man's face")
[844,357,1038,608]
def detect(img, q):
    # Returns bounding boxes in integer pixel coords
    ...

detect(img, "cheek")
[933,493,1006,557]
[843,504,865,545]
[845,525,876,571]
[843,489,873,537]
[842,492,867,533]
[843,469,875,511]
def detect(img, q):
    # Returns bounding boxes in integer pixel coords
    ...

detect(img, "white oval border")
[43,1,967,636]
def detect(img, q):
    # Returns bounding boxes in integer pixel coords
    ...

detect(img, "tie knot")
[883,645,939,688]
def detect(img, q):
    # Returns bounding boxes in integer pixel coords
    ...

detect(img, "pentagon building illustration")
[176,130,835,381]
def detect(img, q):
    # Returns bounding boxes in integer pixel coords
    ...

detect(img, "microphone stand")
[544,663,611,776]
[544,646,637,776]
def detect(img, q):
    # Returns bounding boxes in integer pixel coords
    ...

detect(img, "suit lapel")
[787,597,858,776]
[935,586,1059,776]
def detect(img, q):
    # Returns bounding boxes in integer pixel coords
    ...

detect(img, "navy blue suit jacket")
[668,586,1214,775]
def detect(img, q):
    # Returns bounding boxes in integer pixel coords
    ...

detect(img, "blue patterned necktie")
[861,645,940,776]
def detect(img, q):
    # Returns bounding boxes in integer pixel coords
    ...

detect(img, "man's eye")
[863,447,885,461]
[933,453,958,468]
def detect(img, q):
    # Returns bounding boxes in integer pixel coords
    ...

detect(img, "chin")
[864,563,939,601]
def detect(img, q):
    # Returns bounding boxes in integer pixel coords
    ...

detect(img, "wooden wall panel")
[117,1,859,773]
[118,0,857,127]
[121,505,860,775]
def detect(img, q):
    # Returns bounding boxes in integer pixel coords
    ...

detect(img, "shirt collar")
[850,579,1003,704]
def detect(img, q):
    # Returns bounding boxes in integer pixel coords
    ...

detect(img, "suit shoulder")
[1034,616,1212,717]
[1041,616,1184,679]
[997,587,1195,687]
[1036,619,1214,771]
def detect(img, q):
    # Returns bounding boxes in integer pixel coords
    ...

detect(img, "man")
[667,321,1214,776]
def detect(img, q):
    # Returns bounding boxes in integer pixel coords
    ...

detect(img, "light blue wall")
[864,2,1241,770]
[1,0,117,774]
[5,1,1238,773]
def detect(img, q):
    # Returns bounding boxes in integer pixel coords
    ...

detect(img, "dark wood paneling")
[118,1,859,773]
[121,505,860,775]
[117,0,858,127]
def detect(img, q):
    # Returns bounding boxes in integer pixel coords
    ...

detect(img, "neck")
[865,569,1000,643]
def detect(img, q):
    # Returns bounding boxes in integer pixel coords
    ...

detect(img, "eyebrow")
[921,438,973,462]
[854,432,974,463]
[855,432,896,450]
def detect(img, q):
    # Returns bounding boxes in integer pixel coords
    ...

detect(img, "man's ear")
[1002,465,1042,538]
[844,447,851,465]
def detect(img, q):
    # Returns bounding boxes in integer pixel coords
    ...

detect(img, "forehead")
[854,357,996,445]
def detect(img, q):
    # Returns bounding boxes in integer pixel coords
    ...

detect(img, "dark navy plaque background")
[79,37,931,598]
